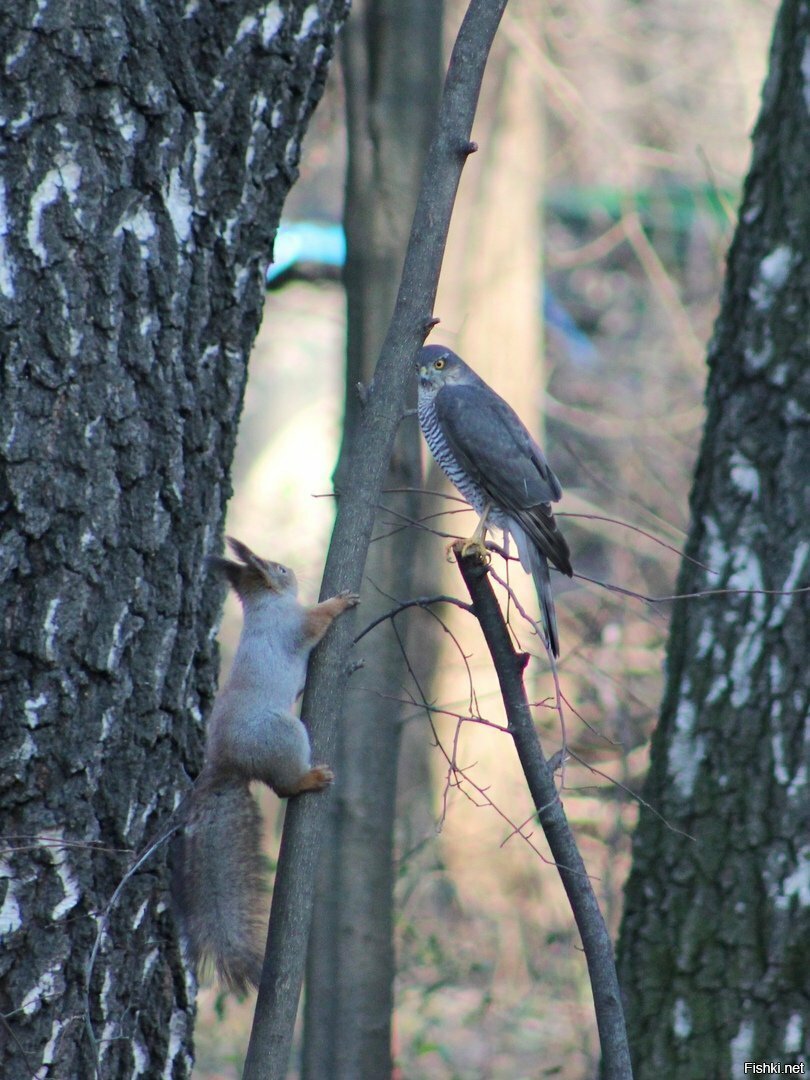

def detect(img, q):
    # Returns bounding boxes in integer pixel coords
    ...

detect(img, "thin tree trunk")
[303,4,443,1077]
[617,1,810,1074]
[242,3,510,1075]
[0,3,346,1076]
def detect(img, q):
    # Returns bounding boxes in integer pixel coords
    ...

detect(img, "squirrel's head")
[208,537,298,602]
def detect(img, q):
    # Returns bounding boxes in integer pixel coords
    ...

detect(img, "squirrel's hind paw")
[282,765,334,796]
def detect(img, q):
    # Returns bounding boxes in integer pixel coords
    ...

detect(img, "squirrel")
[173,537,358,994]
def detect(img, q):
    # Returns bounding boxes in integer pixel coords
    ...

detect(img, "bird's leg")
[452,503,492,562]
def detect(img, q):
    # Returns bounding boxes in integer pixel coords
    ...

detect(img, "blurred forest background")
[194,0,776,1075]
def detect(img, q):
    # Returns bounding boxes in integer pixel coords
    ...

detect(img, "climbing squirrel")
[173,537,358,993]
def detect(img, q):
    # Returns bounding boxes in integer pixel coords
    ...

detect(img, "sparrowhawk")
[417,344,572,658]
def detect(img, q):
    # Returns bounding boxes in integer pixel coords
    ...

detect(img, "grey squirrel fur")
[173,537,358,993]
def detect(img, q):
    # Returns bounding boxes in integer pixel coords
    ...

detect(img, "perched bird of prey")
[417,345,572,658]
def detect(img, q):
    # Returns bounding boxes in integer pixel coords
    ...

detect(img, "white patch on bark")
[32,1018,66,1079]
[262,1,284,43]
[284,134,300,165]
[235,14,257,42]
[22,964,60,1016]
[728,550,766,708]
[142,946,160,981]
[771,362,789,386]
[132,1038,149,1076]
[27,163,82,262]
[750,244,794,310]
[140,792,159,828]
[153,624,178,693]
[271,104,284,128]
[165,168,193,245]
[163,1007,193,1079]
[115,206,156,258]
[673,998,692,1039]
[695,618,714,659]
[769,654,783,701]
[84,415,102,442]
[787,762,806,802]
[110,99,136,142]
[5,32,31,72]
[701,515,728,579]
[24,693,48,727]
[99,967,116,1066]
[193,113,210,194]
[44,598,60,660]
[782,848,810,907]
[667,681,706,797]
[14,730,36,762]
[705,674,728,704]
[784,1013,803,1053]
[729,451,759,500]
[730,1019,755,1073]
[0,859,22,934]
[133,898,150,929]
[802,41,810,115]
[772,730,789,784]
[44,832,81,919]
[296,4,319,38]
[106,605,130,670]
[0,179,15,297]
[245,93,269,171]
[100,707,115,740]
[768,541,809,629]
[744,339,773,372]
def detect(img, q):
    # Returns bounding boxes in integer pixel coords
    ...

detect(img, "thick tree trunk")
[617,1,810,1075]
[0,3,345,1076]
[303,4,443,1077]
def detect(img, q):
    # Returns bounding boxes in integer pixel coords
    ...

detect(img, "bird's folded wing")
[434,383,562,507]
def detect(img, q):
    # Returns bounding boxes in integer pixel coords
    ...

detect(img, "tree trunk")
[617,1,810,1075]
[0,3,345,1076]
[303,4,443,1076]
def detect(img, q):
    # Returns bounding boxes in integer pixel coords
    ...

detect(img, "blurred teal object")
[267,221,346,282]
[267,183,735,364]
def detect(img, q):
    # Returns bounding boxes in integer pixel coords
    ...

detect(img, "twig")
[453,548,633,1079]
[353,593,472,643]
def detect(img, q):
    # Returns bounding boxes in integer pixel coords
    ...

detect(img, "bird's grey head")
[417,345,472,397]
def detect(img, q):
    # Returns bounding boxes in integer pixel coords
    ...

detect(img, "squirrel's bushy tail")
[174,772,265,994]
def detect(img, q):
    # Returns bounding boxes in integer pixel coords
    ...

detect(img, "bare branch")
[353,593,473,643]
[452,547,633,1079]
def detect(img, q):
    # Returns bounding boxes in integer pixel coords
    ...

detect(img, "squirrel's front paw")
[337,590,360,609]
[304,765,334,792]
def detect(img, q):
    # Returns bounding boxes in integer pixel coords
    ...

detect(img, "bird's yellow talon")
[459,538,490,563]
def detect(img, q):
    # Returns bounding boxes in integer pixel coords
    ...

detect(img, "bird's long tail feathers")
[173,774,265,994]
[529,545,560,659]
[511,521,560,658]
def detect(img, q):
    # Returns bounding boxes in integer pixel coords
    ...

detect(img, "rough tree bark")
[0,2,346,1076]
[303,4,443,1078]
[617,1,810,1075]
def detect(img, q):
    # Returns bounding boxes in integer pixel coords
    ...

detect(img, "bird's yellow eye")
[434,358,445,370]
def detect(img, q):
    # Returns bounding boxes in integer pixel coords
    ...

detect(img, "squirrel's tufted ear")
[226,536,265,570]
[206,555,243,593]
